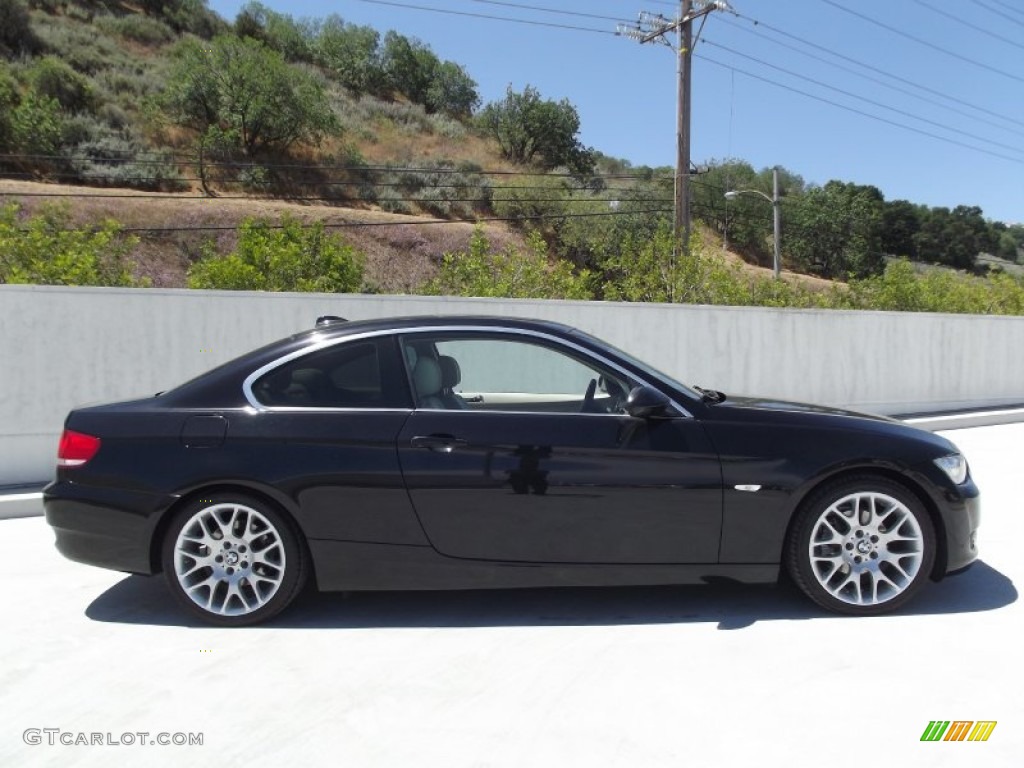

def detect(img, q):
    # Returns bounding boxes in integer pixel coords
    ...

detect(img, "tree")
[234,1,313,63]
[880,199,923,259]
[785,181,886,278]
[477,85,595,175]
[379,31,438,105]
[163,36,338,157]
[425,60,479,119]
[914,205,994,271]
[314,16,384,96]
[188,217,365,292]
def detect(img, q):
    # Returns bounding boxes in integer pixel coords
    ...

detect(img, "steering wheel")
[580,378,598,413]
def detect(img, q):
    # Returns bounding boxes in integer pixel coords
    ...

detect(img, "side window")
[253,337,410,408]
[401,335,634,414]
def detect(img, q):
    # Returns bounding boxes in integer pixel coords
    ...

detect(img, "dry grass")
[699,227,838,292]
[0,179,529,290]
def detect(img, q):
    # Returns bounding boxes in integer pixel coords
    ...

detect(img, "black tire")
[161,492,309,626]
[785,476,936,616]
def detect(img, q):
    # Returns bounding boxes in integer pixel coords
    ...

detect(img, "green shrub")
[841,259,1024,315]
[27,55,97,112]
[188,216,365,292]
[0,202,142,286]
[9,91,64,154]
[427,228,593,300]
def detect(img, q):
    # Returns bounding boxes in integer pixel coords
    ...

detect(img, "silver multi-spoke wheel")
[163,494,307,625]
[788,477,936,615]
[808,492,924,606]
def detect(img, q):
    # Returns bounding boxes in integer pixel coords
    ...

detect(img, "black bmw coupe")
[44,315,980,625]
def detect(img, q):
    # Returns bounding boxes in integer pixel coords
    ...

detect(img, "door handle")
[411,435,468,453]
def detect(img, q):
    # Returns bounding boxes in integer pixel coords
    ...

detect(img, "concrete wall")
[2,284,1023,485]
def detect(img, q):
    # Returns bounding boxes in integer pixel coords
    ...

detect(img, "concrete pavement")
[0,423,1020,768]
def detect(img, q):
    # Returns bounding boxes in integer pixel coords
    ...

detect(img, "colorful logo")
[921,721,997,742]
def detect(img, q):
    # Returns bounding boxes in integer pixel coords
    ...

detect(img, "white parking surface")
[0,424,1020,768]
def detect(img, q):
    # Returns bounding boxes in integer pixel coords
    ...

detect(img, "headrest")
[437,355,461,389]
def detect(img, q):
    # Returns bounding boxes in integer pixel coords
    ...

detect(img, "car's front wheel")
[786,477,936,615]
[161,493,308,626]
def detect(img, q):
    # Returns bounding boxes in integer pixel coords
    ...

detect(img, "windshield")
[569,328,701,401]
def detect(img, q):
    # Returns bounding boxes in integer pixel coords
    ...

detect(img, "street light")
[725,166,782,279]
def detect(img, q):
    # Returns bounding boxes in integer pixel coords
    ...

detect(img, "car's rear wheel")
[786,476,936,615]
[161,493,308,626]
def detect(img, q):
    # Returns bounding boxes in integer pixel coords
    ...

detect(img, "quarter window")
[253,337,409,408]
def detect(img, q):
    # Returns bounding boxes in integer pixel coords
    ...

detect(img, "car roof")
[305,315,577,340]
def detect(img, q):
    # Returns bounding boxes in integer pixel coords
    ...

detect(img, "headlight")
[934,454,968,485]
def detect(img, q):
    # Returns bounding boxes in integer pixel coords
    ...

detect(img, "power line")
[719,15,1024,138]
[354,0,617,34]
[703,38,1024,158]
[729,11,1024,130]
[817,0,1024,85]
[469,0,632,23]
[909,0,1024,52]
[975,0,1024,27]
[695,53,1024,166]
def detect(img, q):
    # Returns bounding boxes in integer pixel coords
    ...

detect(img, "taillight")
[57,429,101,468]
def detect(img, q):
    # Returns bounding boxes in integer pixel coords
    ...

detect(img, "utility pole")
[772,166,781,279]
[618,2,731,251]
[677,1,693,250]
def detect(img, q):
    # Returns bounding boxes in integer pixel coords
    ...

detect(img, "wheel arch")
[148,483,312,579]
[780,466,948,581]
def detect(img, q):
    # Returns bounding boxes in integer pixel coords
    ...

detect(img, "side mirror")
[624,385,671,418]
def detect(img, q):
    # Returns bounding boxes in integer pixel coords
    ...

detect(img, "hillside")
[0,178,531,291]
[1,0,1022,301]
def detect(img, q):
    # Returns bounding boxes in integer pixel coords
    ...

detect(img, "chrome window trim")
[241,325,694,418]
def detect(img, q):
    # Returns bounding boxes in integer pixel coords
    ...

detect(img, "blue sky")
[207,0,1024,223]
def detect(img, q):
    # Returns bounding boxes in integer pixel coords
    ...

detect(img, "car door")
[245,334,425,546]
[396,331,723,564]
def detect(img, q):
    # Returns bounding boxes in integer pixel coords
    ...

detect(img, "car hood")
[714,396,897,422]
[704,395,959,454]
